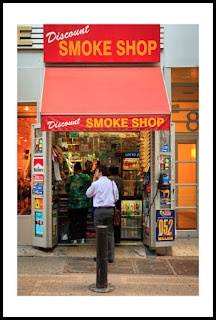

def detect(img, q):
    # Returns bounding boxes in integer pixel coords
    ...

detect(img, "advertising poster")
[156,210,175,241]
[162,144,169,152]
[160,185,171,205]
[35,212,43,236]
[33,157,44,182]
[35,198,43,209]
[33,183,44,197]
[35,138,43,152]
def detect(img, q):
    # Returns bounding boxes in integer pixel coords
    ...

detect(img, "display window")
[17,104,37,215]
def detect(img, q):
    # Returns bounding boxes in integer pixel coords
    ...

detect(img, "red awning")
[41,66,171,131]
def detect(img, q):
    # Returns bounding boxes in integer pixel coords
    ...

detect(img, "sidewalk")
[17,238,199,258]
[18,273,199,296]
[17,238,199,296]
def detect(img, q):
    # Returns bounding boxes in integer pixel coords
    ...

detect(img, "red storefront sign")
[44,24,160,63]
[41,114,170,132]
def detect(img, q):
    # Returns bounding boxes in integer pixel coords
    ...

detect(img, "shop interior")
[17,105,37,215]
[51,131,151,244]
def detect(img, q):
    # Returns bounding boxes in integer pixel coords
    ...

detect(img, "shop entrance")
[31,65,175,249]
[51,131,149,245]
[31,123,176,249]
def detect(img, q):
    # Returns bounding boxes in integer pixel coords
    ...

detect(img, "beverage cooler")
[119,155,143,240]
[121,157,141,197]
[121,200,143,240]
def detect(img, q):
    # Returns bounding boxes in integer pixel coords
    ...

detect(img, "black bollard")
[96,226,108,288]
[88,225,115,293]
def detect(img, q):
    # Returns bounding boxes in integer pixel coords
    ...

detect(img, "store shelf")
[121,226,142,229]
[121,215,142,217]
[122,196,142,200]
[121,238,142,240]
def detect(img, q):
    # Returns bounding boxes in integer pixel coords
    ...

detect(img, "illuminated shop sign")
[44,24,160,63]
[41,114,170,132]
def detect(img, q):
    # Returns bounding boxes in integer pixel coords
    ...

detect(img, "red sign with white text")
[33,158,44,182]
[41,114,170,132]
[44,24,160,63]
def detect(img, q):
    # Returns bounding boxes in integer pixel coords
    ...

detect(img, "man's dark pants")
[114,199,121,243]
[68,208,88,240]
[94,207,115,261]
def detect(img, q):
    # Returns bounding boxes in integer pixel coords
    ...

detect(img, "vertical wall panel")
[164,25,199,67]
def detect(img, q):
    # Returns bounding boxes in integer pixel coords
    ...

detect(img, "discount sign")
[156,210,175,242]
[44,24,160,63]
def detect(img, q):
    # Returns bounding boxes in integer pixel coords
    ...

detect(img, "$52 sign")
[156,210,175,241]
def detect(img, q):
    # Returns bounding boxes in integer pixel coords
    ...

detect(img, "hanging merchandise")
[52,147,62,182]
[53,161,62,182]
[139,131,151,174]
[138,131,151,193]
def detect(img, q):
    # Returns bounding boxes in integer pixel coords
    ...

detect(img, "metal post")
[96,226,108,288]
[88,225,115,293]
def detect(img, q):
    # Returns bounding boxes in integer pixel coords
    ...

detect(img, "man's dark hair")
[97,165,108,176]
[74,162,82,172]
[109,165,119,176]
[85,160,92,167]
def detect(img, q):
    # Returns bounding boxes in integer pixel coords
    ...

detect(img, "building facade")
[17,24,199,245]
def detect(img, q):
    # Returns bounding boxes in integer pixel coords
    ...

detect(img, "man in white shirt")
[86,165,119,262]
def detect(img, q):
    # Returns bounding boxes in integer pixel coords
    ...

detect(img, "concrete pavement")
[17,238,199,258]
[17,238,199,297]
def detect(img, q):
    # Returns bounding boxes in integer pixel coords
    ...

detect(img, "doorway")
[175,136,199,236]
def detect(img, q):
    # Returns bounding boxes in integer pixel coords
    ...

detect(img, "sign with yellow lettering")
[41,114,170,132]
[156,210,175,241]
[44,24,160,63]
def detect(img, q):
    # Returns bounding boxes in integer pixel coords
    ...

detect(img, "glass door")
[122,158,141,197]
[175,139,199,232]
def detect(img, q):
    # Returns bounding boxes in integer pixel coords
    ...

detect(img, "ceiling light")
[191,144,196,161]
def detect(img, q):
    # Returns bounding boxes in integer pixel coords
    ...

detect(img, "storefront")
[30,24,176,249]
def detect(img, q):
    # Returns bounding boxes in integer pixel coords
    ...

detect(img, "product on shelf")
[121,200,142,240]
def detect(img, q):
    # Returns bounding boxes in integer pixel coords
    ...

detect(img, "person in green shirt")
[65,162,92,244]
[82,160,94,181]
